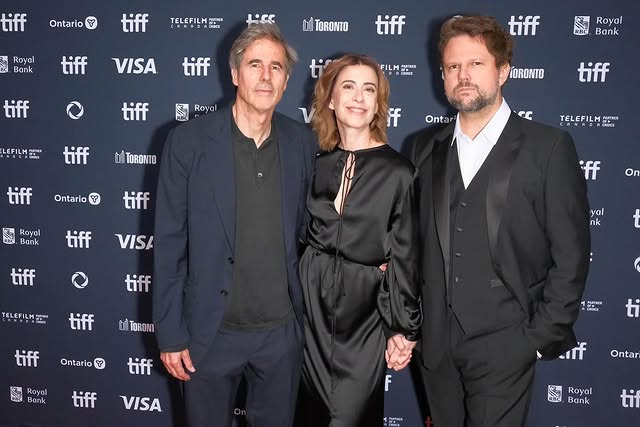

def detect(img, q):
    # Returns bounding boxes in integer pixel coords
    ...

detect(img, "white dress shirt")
[452,98,512,188]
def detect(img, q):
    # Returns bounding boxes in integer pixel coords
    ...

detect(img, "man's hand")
[385,334,416,371]
[161,349,196,381]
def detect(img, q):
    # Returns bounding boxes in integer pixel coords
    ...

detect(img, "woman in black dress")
[296,54,422,426]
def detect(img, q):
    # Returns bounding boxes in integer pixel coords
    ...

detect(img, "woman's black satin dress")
[297,145,422,427]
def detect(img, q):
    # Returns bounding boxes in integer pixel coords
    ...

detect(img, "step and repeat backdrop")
[1,0,638,426]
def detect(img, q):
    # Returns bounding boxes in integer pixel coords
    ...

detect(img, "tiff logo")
[15,350,39,367]
[72,391,97,408]
[125,274,151,293]
[122,102,149,121]
[246,14,275,26]
[387,108,401,127]
[123,191,150,210]
[559,342,587,360]
[580,160,601,180]
[61,56,87,75]
[7,187,32,205]
[121,13,148,32]
[3,100,29,118]
[309,58,333,79]
[627,298,640,318]
[1,13,27,32]
[634,209,640,228]
[128,357,153,375]
[578,62,610,83]
[69,313,95,330]
[508,15,540,36]
[621,389,640,408]
[63,146,89,164]
[10,268,35,286]
[182,57,210,76]
[375,15,406,35]
[66,230,92,248]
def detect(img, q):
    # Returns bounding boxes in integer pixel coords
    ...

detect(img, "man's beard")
[446,82,498,113]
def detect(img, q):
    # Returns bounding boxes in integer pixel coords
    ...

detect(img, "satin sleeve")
[377,169,423,341]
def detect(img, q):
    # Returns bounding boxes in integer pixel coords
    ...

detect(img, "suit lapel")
[431,125,455,287]
[486,113,524,264]
[205,109,236,252]
[275,115,297,255]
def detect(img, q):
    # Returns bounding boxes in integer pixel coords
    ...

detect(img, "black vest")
[448,143,524,335]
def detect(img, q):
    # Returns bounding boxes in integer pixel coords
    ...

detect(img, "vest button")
[454,276,460,283]
[456,227,463,232]
[227,257,234,264]
[455,252,462,257]
[220,289,228,296]
[460,201,468,207]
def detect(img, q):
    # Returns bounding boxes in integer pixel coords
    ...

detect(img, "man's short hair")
[229,23,298,74]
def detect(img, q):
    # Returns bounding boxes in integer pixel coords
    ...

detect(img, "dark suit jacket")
[152,106,316,364]
[410,112,590,369]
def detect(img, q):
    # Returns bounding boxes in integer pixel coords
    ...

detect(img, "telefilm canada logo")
[2,311,48,325]
[170,16,223,30]
[0,147,42,160]
[559,114,619,128]
[379,62,417,78]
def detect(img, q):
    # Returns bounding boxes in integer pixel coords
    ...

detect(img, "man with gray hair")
[153,23,316,426]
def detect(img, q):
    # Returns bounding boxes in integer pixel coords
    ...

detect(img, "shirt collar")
[452,98,511,146]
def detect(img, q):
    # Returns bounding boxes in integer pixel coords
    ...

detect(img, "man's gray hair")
[229,23,298,74]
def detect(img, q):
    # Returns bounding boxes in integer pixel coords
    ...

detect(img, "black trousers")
[420,313,536,427]
[183,317,303,427]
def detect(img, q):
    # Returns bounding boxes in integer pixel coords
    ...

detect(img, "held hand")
[161,349,195,381]
[378,263,388,272]
[386,334,415,371]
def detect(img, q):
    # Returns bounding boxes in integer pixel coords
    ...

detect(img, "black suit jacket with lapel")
[152,106,317,364]
[410,112,590,369]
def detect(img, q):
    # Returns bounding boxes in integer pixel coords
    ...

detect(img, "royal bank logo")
[125,274,151,293]
[309,58,333,79]
[66,101,84,119]
[112,57,157,74]
[176,103,189,121]
[183,57,211,76]
[121,13,148,33]
[3,227,40,245]
[589,208,604,226]
[573,15,622,36]
[0,55,35,74]
[508,15,540,36]
[49,16,97,30]
[7,186,32,205]
[621,389,640,408]
[509,67,545,79]
[72,391,97,408]
[122,102,149,121]
[627,298,640,318]
[559,114,619,128]
[10,386,23,402]
[71,271,89,289]
[61,56,87,75]
[1,13,27,32]
[54,192,101,205]
[170,16,223,30]
[2,311,48,325]
[246,14,275,26]
[118,318,155,333]
[3,99,29,119]
[380,63,417,78]
[375,15,406,35]
[580,160,601,180]
[302,17,349,32]
[0,147,42,160]
[387,108,401,128]
[10,267,35,286]
[114,150,157,165]
[548,385,563,402]
[574,16,590,35]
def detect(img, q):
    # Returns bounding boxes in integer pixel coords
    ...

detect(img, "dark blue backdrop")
[1,1,638,426]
